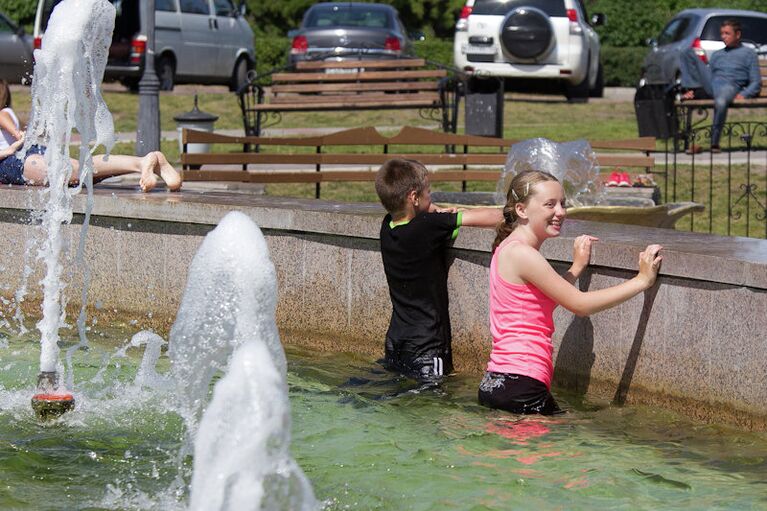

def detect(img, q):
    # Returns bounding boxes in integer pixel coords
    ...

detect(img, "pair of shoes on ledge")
[606,171,631,187]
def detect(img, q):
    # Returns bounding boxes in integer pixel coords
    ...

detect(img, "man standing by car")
[680,19,761,153]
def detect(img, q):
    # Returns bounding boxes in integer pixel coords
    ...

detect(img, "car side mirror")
[590,13,606,26]
[15,26,25,37]
[410,31,425,42]
[238,1,246,16]
[646,38,658,48]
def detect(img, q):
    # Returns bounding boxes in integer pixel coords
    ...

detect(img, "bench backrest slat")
[295,58,427,71]
[183,127,655,152]
[271,81,439,94]
[181,150,654,169]
[269,91,441,105]
[271,69,447,83]
[180,170,502,184]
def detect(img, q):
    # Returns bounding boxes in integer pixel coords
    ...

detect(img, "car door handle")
[209,18,218,29]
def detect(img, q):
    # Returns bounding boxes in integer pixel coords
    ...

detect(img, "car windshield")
[471,0,566,17]
[701,15,767,45]
[657,16,694,45]
[304,5,391,29]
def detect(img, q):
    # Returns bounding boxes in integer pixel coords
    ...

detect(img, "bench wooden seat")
[238,58,462,136]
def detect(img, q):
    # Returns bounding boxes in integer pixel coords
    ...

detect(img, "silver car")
[0,11,34,84]
[641,8,767,86]
[288,2,413,66]
[34,0,255,91]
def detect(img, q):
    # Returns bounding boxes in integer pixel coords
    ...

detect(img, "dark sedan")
[288,2,413,66]
[0,11,34,84]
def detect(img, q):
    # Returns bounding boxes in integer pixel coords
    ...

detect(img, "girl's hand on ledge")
[571,235,598,277]
[637,244,663,288]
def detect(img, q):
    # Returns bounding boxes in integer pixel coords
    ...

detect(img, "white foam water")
[169,212,316,510]
[24,0,116,374]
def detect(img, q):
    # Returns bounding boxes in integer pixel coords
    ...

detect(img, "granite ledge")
[1,187,765,290]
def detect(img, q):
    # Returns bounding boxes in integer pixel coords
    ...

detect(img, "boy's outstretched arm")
[461,207,503,228]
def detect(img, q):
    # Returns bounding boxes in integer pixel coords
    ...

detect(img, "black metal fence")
[655,121,767,239]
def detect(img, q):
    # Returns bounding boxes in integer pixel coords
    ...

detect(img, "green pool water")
[1,328,766,511]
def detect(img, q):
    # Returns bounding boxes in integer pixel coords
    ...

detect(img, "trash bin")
[634,83,675,139]
[174,95,219,155]
[465,76,504,138]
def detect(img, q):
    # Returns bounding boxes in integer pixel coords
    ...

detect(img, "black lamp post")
[136,0,160,156]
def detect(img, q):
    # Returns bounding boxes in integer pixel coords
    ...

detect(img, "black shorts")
[0,145,45,185]
[478,372,562,415]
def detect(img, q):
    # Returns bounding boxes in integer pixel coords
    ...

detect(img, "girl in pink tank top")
[479,170,663,415]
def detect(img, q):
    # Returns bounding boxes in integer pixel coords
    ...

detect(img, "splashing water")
[24,0,116,376]
[169,211,316,510]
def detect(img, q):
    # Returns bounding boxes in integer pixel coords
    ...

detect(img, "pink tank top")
[487,237,557,388]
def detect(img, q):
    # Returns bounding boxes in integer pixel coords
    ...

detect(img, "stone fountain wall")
[0,188,765,429]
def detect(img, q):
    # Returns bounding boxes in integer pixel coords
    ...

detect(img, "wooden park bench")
[676,57,767,143]
[179,126,705,229]
[238,58,462,137]
[180,126,656,188]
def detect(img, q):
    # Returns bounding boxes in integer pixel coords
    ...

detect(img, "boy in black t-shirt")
[375,158,503,382]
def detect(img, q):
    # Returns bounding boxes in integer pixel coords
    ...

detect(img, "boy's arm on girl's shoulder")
[460,207,503,228]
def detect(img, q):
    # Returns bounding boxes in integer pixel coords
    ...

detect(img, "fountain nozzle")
[31,371,75,420]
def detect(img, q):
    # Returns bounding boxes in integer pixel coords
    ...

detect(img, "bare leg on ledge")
[22,151,183,192]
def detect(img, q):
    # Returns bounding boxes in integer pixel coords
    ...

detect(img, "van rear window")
[701,16,767,45]
[471,0,566,17]
[41,0,166,33]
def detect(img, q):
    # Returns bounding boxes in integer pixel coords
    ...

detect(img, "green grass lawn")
[656,162,767,239]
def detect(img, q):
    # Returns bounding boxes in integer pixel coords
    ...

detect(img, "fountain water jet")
[25,0,116,418]
[169,211,317,510]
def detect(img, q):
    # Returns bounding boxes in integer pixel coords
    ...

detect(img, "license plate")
[325,67,361,74]
[466,45,496,55]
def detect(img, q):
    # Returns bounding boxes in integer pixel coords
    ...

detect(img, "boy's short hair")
[375,158,429,215]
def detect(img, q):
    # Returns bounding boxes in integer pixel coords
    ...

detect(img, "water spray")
[24,0,116,420]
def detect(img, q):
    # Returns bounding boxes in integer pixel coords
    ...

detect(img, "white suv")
[453,0,604,102]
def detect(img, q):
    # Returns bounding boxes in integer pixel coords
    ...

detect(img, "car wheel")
[157,56,175,91]
[229,57,250,92]
[499,7,554,60]
[589,62,604,98]
[565,76,590,103]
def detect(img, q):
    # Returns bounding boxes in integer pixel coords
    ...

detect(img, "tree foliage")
[0,0,38,28]
[245,0,465,38]
[589,0,767,47]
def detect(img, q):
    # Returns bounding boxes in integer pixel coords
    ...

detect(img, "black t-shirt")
[379,211,461,367]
